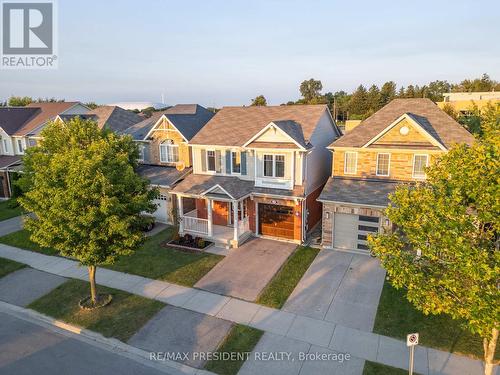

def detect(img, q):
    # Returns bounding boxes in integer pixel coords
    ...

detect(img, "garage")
[333,213,379,252]
[152,193,169,223]
[258,204,294,239]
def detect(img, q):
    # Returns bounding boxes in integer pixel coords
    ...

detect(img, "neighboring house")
[318,98,475,254]
[0,102,90,198]
[437,91,500,116]
[171,105,341,248]
[122,104,215,224]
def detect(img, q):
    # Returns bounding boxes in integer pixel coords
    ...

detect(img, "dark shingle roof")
[0,155,22,169]
[89,106,143,132]
[318,177,401,207]
[136,164,191,188]
[122,104,213,141]
[17,102,82,136]
[332,99,475,149]
[272,120,309,149]
[0,107,39,135]
[190,105,331,146]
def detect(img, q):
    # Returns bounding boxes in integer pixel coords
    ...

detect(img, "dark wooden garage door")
[258,204,294,239]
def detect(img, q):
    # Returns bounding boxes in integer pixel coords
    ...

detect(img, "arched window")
[160,139,179,163]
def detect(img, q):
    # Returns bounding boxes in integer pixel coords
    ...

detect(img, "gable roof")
[332,98,475,149]
[88,106,143,132]
[190,105,330,146]
[122,104,213,141]
[0,107,40,135]
[15,102,83,136]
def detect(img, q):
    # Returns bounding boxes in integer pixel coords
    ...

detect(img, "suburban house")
[319,98,475,254]
[437,91,500,115]
[171,105,341,248]
[0,102,90,198]
[122,104,215,224]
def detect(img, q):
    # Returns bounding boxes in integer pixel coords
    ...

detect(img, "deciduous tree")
[251,95,267,106]
[17,118,157,307]
[299,78,323,102]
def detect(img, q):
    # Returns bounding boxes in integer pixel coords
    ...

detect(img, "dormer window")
[263,154,285,178]
[160,139,178,163]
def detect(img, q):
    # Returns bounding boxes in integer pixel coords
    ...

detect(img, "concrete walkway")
[0,215,24,236]
[0,244,494,375]
[283,250,386,331]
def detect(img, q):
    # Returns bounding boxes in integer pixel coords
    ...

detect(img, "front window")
[231,151,241,173]
[160,140,179,163]
[376,153,390,176]
[17,139,24,153]
[263,154,285,178]
[207,150,216,171]
[413,154,428,178]
[344,152,357,174]
[138,144,145,161]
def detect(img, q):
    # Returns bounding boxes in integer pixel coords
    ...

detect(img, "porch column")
[207,198,213,237]
[177,195,184,232]
[233,200,238,241]
[239,200,245,232]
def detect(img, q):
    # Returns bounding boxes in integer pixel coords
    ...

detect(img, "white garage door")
[152,194,169,223]
[334,213,380,252]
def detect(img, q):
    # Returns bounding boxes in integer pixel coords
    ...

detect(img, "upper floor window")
[17,139,24,154]
[344,152,357,174]
[160,140,178,163]
[263,154,285,178]
[137,144,145,162]
[28,138,37,148]
[376,153,390,176]
[207,150,216,171]
[231,151,241,174]
[2,139,8,153]
[413,154,428,178]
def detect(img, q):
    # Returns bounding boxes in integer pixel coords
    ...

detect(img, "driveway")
[195,237,296,301]
[283,249,386,332]
[128,305,232,368]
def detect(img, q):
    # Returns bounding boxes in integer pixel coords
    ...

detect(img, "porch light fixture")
[325,212,330,219]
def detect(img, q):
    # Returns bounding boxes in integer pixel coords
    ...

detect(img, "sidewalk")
[0,244,494,375]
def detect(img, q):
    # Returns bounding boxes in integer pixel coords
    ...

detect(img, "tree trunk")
[88,265,98,305]
[483,327,498,375]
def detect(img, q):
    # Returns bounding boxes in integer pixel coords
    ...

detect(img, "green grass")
[0,199,24,221]
[29,279,165,342]
[374,280,499,361]
[256,246,319,308]
[363,361,416,375]
[105,227,223,287]
[0,227,223,287]
[0,257,26,278]
[0,229,58,255]
[205,324,264,375]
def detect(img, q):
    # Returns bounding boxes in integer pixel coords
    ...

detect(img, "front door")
[258,203,294,239]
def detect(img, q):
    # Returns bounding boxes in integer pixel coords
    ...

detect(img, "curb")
[0,300,216,375]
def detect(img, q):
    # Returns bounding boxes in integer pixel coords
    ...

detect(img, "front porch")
[176,195,253,248]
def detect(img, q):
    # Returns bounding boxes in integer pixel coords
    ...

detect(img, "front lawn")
[105,227,223,287]
[29,279,165,342]
[0,199,24,221]
[0,229,58,255]
[205,324,264,375]
[0,257,26,278]
[256,246,319,308]
[363,361,417,375]
[374,280,499,361]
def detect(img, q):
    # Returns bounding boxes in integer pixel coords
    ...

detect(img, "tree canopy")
[17,117,157,305]
[251,95,267,106]
[299,78,323,102]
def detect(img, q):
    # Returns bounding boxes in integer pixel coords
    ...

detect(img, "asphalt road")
[0,312,173,375]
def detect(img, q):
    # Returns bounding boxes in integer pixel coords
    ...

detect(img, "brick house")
[171,105,341,248]
[318,98,475,254]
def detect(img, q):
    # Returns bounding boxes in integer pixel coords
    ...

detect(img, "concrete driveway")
[195,237,296,301]
[283,249,386,332]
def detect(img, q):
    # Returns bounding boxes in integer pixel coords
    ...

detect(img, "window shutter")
[225,150,232,174]
[215,150,222,173]
[201,149,206,172]
[241,151,247,175]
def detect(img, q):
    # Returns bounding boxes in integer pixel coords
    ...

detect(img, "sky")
[1,0,499,107]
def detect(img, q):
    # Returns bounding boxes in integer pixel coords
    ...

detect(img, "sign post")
[406,333,419,375]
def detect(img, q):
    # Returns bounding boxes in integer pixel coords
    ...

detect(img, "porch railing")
[183,216,209,235]
[238,217,250,234]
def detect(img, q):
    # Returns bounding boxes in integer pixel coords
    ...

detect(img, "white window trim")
[137,144,145,162]
[344,151,358,175]
[412,154,429,179]
[206,149,216,172]
[16,139,24,154]
[159,140,179,163]
[263,153,286,178]
[376,153,391,177]
[231,150,241,175]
